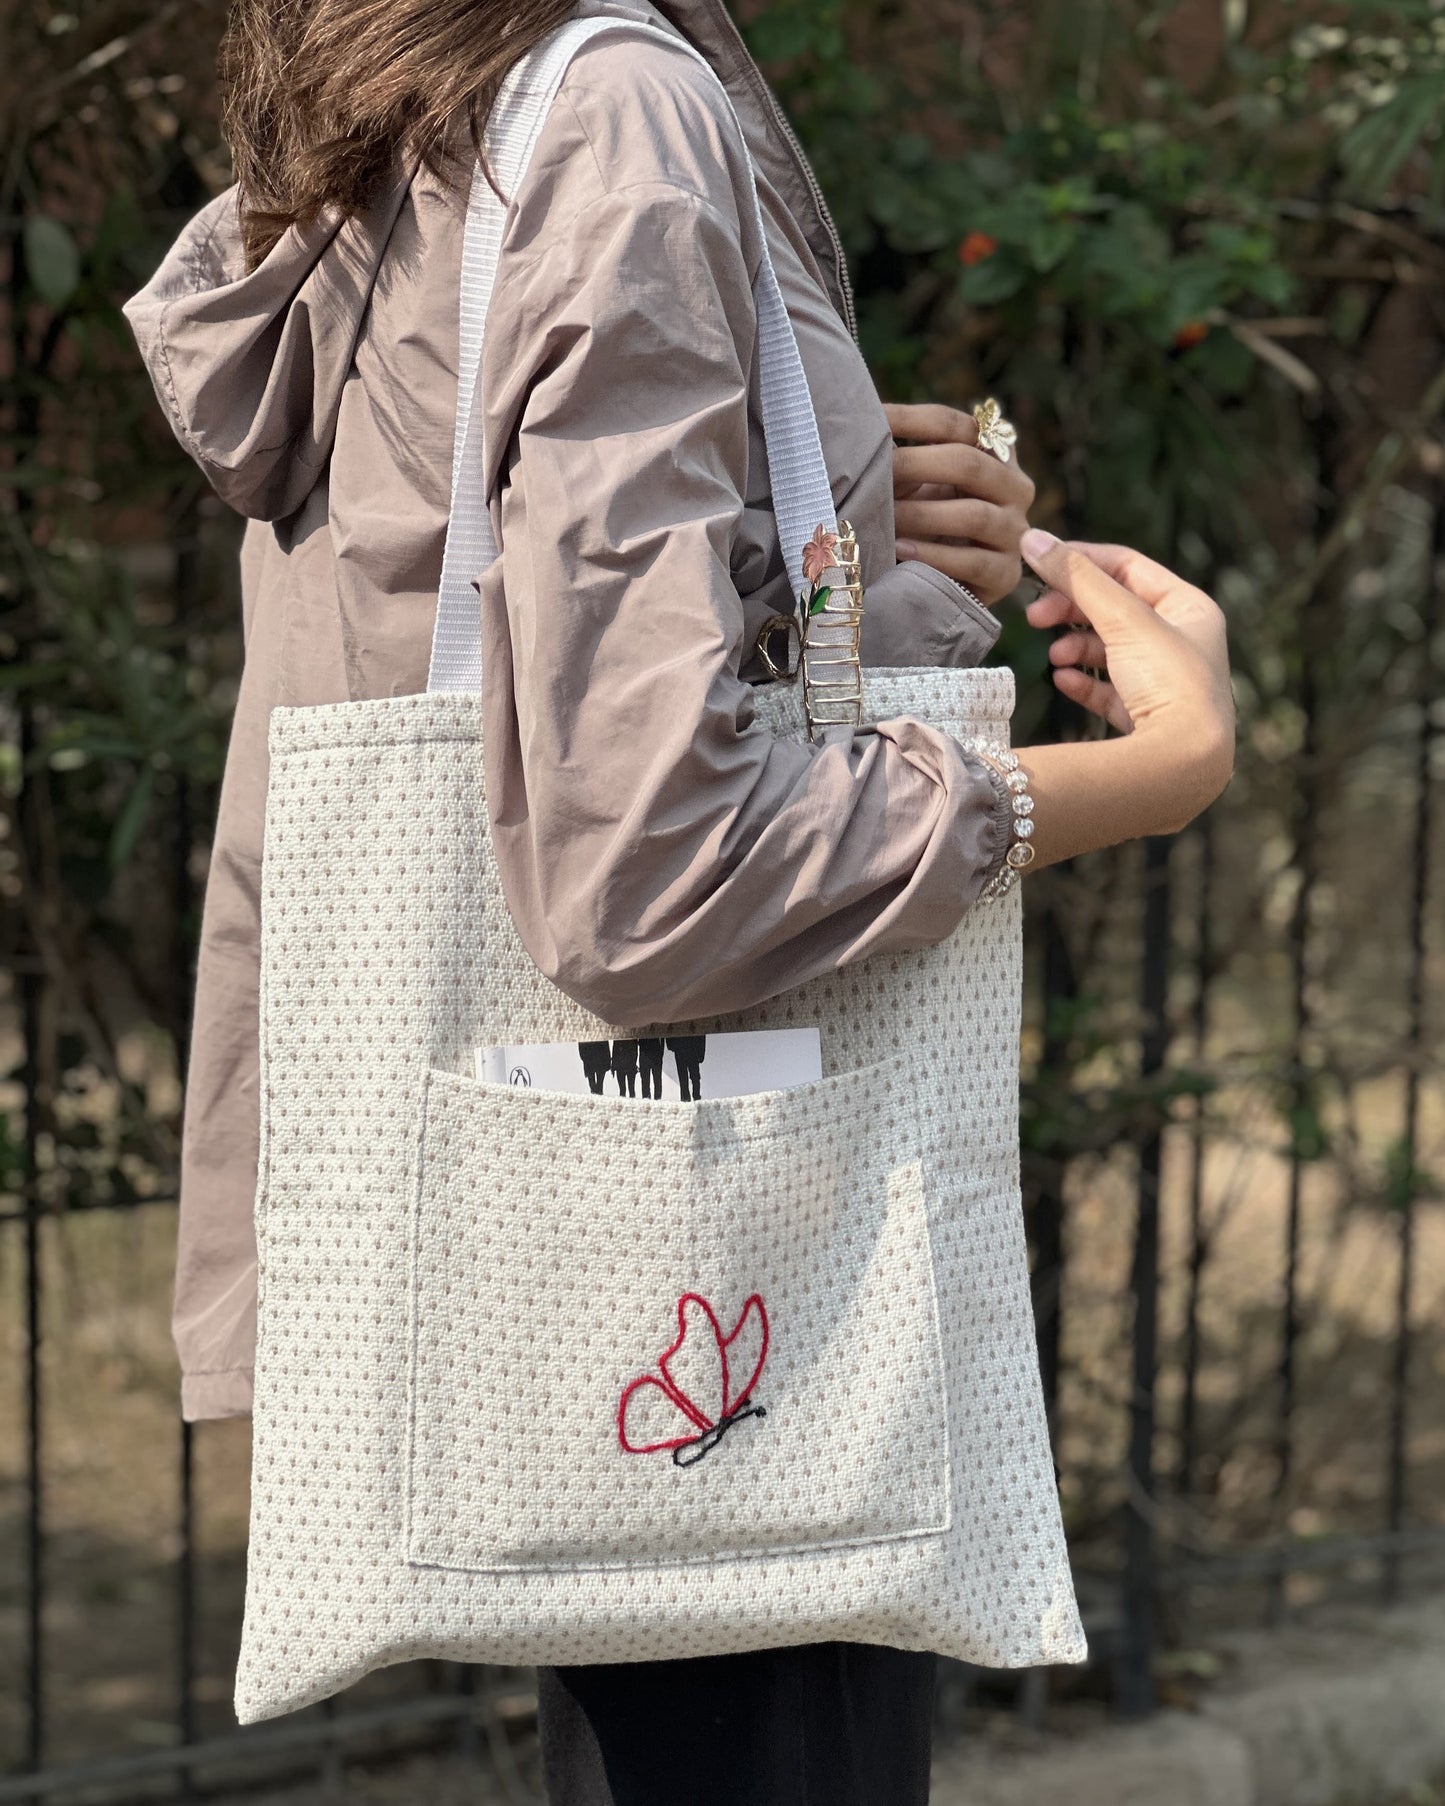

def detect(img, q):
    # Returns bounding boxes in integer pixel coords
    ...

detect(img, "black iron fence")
[4,475,1442,1792]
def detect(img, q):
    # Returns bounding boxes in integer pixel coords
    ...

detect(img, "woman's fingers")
[1020,528,1236,776]
[886,404,1036,609]
[900,541,1021,604]
[1020,529,1162,638]
[882,401,981,449]
[1034,533,1231,682]
[891,442,1029,506]
[894,496,1017,547]
[1047,628,1108,669]
[893,494,1030,599]
[1025,588,1091,630]
[1016,532,1237,845]
[1029,583,1114,692]
[1063,541,1192,609]
[1025,540,1225,674]
[895,480,956,504]
[1052,665,1132,733]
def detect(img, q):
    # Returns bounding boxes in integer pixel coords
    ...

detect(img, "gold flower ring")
[972,397,1018,464]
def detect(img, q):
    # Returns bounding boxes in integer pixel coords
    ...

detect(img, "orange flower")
[958,231,999,267]
[1174,320,1210,350]
[801,523,840,586]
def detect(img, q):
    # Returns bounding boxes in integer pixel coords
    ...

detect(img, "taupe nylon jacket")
[124,0,1011,1422]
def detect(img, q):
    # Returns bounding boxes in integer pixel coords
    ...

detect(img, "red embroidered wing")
[617,1375,708,1453]
[617,1293,770,1455]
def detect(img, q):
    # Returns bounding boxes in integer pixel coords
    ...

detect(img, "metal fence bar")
[1276,624,1322,1615]
[1119,834,1172,1716]
[1177,813,1213,1497]
[1385,483,1442,1601]
[22,1078,44,1778]
[452,1662,481,1762]
[18,702,46,1775]
[319,1694,342,1791]
[1031,903,1074,1431]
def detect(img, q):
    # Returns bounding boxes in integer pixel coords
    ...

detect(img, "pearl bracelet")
[960,737,1036,901]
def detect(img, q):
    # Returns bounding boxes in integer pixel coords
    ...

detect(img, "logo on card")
[617,1293,769,1468]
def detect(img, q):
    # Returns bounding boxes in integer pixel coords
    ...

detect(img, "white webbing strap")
[426,14,838,694]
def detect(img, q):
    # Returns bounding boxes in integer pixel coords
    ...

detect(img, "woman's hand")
[1008,531,1235,864]
[883,402,1036,606]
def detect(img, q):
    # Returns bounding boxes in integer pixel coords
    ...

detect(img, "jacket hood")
[123,177,410,522]
[121,0,849,526]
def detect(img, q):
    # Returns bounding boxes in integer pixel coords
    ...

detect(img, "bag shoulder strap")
[426,13,839,695]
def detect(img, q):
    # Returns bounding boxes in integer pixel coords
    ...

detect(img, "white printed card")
[474,1028,822,1102]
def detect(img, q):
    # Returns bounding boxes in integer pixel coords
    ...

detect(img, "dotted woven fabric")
[235,667,1086,1725]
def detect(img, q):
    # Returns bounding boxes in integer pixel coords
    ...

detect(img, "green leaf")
[1341,75,1445,201]
[1190,330,1256,397]
[24,215,81,308]
[958,254,1028,306]
[1287,1101,1329,1163]
[1384,1137,1441,1213]
[807,586,832,617]
[744,5,826,63]
[1027,217,1076,273]
[0,462,69,490]
[108,767,155,872]
[1042,178,1106,216]
[0,661,72,691]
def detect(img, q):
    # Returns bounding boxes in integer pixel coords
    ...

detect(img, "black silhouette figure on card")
[638,1037,665,1099]
[667,1034,707,1102]
[611,1038,640,1097]
[577,1040,612,1095]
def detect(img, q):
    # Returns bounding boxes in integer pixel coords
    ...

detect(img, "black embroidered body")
[671,1399,767,1468]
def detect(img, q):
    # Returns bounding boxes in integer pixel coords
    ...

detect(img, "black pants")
[537,1642,936,1806]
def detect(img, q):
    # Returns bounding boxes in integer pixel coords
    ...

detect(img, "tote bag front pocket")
[403,1054,951,1574]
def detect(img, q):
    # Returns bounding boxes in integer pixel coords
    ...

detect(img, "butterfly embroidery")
[617,1293,769,1468]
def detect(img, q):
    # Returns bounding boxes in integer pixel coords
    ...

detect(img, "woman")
[124,0,1233,1798]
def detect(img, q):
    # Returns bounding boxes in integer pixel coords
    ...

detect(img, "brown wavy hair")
[221,0,580,270]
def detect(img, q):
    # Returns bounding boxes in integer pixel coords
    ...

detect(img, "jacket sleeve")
[862,558,1003,670]
[476,177,1011,1028]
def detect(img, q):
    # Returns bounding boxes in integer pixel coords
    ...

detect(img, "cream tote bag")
[233,14,1086,1724]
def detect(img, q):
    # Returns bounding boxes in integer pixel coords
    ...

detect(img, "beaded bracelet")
[960,736,1036,901]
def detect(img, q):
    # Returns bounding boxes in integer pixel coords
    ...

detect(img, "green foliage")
[1020,971,1217,1157]
[746,0,1441,565]
[1285,10,1445,200]
[1384,1137,1442,1212]
[24,215,82,308]
[1285,1086,1333,1164]
[2,5,238,1211]
[17,549,227,878]
[746,0,1443,1220]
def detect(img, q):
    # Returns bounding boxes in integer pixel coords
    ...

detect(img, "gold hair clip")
[798,521,864,741]
[749,521,866,742]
